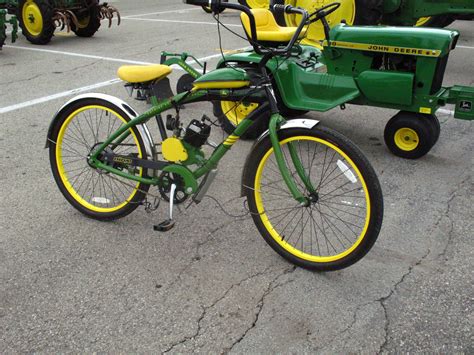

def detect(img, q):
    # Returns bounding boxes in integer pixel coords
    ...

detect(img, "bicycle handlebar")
[182,0,309,57]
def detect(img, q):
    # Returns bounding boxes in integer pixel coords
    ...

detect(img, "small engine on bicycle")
[183,117,212,148]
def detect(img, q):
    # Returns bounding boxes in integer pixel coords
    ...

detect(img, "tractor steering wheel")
[307,2,341,24]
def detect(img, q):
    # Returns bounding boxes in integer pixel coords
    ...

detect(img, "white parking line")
[122,7,202,19]
[123,17,241,27]
[3,45,155,65]
[458,45,474,50]
[0,52,228,114]
[0,79,121,114]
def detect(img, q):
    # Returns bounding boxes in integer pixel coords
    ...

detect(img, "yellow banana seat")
[240,8,307,43]
[117,64,172,83]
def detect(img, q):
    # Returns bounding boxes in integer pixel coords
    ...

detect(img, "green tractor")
[0,3,18,49]
[0,0,119,45]
[177,1,473,159]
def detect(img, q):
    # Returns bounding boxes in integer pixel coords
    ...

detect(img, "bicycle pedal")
[153,219,175,232]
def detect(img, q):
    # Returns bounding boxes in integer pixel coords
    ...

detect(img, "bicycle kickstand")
[154,184,177,232]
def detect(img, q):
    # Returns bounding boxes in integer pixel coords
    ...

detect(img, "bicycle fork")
[268,113,316,206]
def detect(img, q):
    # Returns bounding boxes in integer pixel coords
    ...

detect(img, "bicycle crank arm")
[154,183,177,232]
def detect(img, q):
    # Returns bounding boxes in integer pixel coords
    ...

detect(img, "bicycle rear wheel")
[244,126,383,271]
[49,98,150,220]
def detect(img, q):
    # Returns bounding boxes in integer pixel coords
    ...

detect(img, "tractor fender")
[240,118,320,197]
[45,93,155,160]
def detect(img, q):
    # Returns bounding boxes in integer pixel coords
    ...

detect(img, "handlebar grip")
[182,0,213,6]
[271,3,306,16]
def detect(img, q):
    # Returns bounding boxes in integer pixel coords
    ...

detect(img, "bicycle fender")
[45,93,155,159]
[240,118,320,197]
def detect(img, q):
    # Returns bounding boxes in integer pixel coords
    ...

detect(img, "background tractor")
[0,0,119,45]
[234,0,474,48]
[0,2,18,49]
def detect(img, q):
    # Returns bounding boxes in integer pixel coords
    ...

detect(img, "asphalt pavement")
[0,1,473,353]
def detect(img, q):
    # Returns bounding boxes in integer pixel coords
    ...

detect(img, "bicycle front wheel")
[244,126,383,271]
[49,98,150,220]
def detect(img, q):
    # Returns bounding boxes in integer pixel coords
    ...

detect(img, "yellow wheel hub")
[416,17,432,26]
[221,101,259,126]
[76,16,90,29]
[22,1,44,36]
[394,128,419,151]
[245,0,270,9]
[284,0,356,47]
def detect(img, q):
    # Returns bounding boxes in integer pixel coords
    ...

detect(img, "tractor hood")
[326,24,459,57]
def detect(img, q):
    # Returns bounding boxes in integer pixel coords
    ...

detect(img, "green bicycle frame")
[88,86,311,203]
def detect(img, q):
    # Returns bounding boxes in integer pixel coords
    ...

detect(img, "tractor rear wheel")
[238,0,271,9]
[71,6,101,37]
[353,0,384,25]
[0,26,5,49]
[279,0,382,47]
[201,6,225,14]
[18,0,55,45]
[415,15,456,28]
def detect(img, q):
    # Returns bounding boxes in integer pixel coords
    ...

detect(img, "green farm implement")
[0,5,18,49]
[162,2,474,160]
[0,0,119,45]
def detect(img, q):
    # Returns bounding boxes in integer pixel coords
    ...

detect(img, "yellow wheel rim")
[394,128,419,151]
[56,105,143,213]
[285,0,356,47]
[76,16,90,29]
[416,17,432,26]
[245,0,270,9]
[221,101,259,126]
[254,136,371,263]
[22,1,44,36]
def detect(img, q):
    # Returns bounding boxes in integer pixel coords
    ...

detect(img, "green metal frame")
[88,72,309,203]
[217,25,474,121]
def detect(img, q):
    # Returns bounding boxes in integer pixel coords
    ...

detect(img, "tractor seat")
[117,64,172,83]
[240,9,307,43]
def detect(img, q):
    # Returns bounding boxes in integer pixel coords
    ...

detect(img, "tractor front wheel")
[384,111,437,159]
[71,6,101,38]
[18,0,55,45]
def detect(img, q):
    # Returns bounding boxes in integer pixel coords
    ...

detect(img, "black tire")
[418,15,456,28]
[238,0,269,9]
[214,62,308,139]
[0,26,5,49]
[49,98,150,221]
[243,125,383,271]
[201,6,225,14]
[426,114,441,146]
[176,73,196,94]
[353,0,384,25]
[384,111,434,159]
[18,0,55,45]
[213,100,270,140]
[71,6,101,38]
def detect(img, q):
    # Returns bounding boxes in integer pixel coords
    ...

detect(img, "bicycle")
[46,0,383,271]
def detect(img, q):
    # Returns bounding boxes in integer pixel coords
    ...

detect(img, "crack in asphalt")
[376,176,467,353]
[226,266,297,353]
[161,264,277,354]
[436,177,468,261]
[376,248,431,354]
